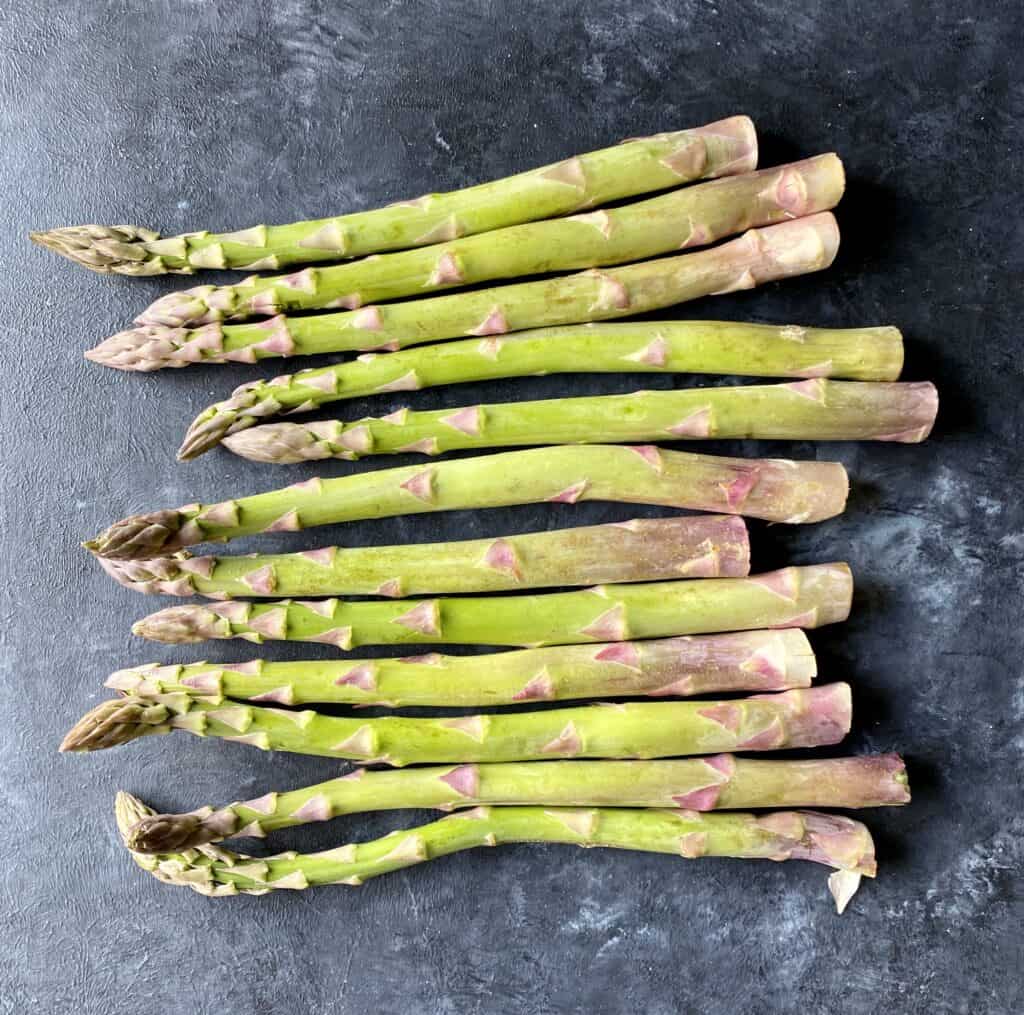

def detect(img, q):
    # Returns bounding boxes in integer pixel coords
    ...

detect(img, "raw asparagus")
[124,754,909,853]
[93,213,840,376]
[130,155,841,329]
[130,564,852,649]
[85,446,849,562]
[95,515,750,598]
[115,794,875,912]
[32,116,756,275]
[62,683,853,760]
[105,629,816,707]
[223,380,939,465]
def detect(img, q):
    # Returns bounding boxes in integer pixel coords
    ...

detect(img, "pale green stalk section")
[224,380,939,464]
[34,116,756,275]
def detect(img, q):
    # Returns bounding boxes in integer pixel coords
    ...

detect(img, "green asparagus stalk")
[222,381,939,465]
[124,754,909,854]
[62,683,853,761]
[115,794,875,912]
[130,156,841,329]
[130,564,852,650]
[92,213,840,376]
[105,629,816,707]
[85,446,849,562]
[32,116,756,276]
[95,515,750,598]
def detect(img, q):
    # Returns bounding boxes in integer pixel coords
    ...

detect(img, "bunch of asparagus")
[42,115,930,911]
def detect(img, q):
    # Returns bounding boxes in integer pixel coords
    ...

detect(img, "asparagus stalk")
[62,683,853,761]
[32,116,756,276]
[85,446,848,562]
[105,629,816,708]
[223,381,939,465]
[115,793,875,912]
[129,156,841,329]
[92,213,840,377]
[124,754,908,853]
[94,515,750,599]
[130,564,852,649]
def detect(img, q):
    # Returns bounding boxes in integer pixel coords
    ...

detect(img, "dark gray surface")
[1,2,1021,1012]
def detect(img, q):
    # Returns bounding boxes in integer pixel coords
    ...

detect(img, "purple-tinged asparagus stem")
[63,684,853,762]
[129,564,853,650]
[124,754,909,854]
[84,445,848,561]
[94,516,750,599]
[107,629,816,708]
[116,794,876,912]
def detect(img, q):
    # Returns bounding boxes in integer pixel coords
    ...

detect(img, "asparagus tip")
[128,811,211,853]
[29,224,169,275]
[60,698,171,753]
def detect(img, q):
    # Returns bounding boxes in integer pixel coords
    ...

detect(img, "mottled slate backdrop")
[1,2,1021,1013]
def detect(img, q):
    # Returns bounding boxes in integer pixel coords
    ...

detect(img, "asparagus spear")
[32,116,756,276]
[130,564,852,649]
[93,213,841,377]
[129,155,841,329]
[62,683,853,761]
[85,446,849,562]
[94,515,750,599]
[223,381,939,465]
[124,754,909,853]
[105,629,816,707]
[115,793,875,912]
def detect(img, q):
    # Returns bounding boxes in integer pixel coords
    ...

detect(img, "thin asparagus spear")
[123,754,910,854]
[105,629,816,707]
[32,116,756,275]
[91,213,841,378]
[130,155,841,329]
[115,794,875,912]
[130,564,853,649]
[62,683,853,761]
[94,515,750,598]
[222,380,939,465]
[85,446,848,562]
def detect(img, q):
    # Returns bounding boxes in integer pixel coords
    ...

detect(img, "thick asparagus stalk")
[32,116,756,276]
[106,629,816,708]
[130,156,841,329]
[223,381,939,465]
[93,213,840,378]
[62,683,853,761]
[130,564,852,649]
[85,446,848,562]
[115,793,875,912]
[124,754,910,854]
[95,515,750,599]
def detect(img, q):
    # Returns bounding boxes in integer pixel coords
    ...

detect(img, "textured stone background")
[1,2,1021,1012]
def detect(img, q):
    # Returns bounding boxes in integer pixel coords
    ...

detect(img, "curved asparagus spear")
[125,755,909,853]
[106,629,816,707]
[32,116,756,276]
[116,794,875,912]
[94,515,750,598]
[95,213,840,379]
[131,156,841,329]
[85,446,848,562]
[223,381,939,465]
[131,564,852,650]
[62,683,852,761]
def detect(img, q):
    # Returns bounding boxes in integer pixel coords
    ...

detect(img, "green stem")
[223,380,938,465]
[85,445,849,561]
[34,116,756,275]
[124,754,910,853]
[106,629,816,707]
[64,683,853,761]
[132,155,842,328]
[95,515,750,598]
[130,564,853,649]
[115,794,875,912]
